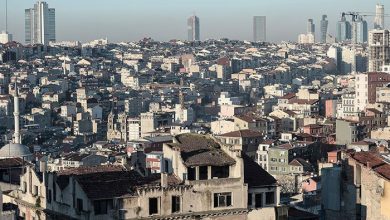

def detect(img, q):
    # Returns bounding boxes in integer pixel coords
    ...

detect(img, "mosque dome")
[0,143,32,160]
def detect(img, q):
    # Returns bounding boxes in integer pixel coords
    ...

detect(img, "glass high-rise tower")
[187,15,200,41]
[25,1,56,45]
[337,14,351,42]
[352,16,368,44]
[253,16,266,42]
[320,15,328,43]
[307,19,315,34]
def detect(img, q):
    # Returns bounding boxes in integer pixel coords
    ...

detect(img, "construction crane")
[342,11,390,20]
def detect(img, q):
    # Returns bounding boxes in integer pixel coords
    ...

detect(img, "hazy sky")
[1,0,388,43]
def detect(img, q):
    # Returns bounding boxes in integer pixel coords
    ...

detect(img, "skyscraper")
[374,4,385,30]
[320,15,328,43]
[337,14,351,42]
[352,16,368,44]
[307,19,315,34]
[25,1,56,45]
[187,15,200,41]
[253,16,266,42]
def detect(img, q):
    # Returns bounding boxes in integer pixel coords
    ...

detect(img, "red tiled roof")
[260,139,276,145]
[0,158,26,168]
[218,129,263,138]
[366,108,382,114]
[303,124,323,129]
[167,134,236,167]
[234,114,266,123]
[56,166,182,200]
[280,93,296,99]
[349,152,385,168]
[373,164,390,181]
[288,98,319,105]
[283,110,297,116]
[57,165,124,176]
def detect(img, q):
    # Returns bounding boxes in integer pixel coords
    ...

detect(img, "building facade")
[25,1,56,45]
[368,29,390,72]
[187,15,200,41]
[320,15,328,43]
[253,16,266,42]
[374,4,385,30]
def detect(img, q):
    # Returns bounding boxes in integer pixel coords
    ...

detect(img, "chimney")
[39,160,46,173]
[366,162,371,169]
[161,173,168,187]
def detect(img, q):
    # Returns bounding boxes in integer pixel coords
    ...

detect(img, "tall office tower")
[187,15,200,41]
[352,16,368,44]
[307,19,315,34]
[337,14,351,42]
[253,16,266,42]
[368,29,390,72]
[374,4,385,29]
[25,1,56,45]
[320,15,329,43]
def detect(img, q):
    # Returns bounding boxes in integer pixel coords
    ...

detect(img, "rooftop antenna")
[5,0,8,32]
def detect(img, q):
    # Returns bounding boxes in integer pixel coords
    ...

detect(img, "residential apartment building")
[13,134,283,220]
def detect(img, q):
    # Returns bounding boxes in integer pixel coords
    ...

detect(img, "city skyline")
[0,0,388,43]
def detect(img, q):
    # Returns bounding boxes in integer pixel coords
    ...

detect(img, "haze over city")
[0,0,388,42]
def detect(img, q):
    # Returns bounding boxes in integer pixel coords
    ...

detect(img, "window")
[47,189,52,204]
[76,198,83,212]
[22,181,27,193]
[265,192,275,205]
[211,166,229,179]
[248,193,252,206]
[214,192,232,208]
[255,193,263,208]
[188,167,195,180]
[199,166,208,180]
[32,185,38,196]
[171,196,181,213]
[164,160,169,173]
[149,198,159,215]
[94,199,113,215]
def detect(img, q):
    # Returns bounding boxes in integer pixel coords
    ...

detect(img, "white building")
[127,118,141,141]
[298,33,315,44]
[0,31,12,44]
[368,29,390,72]
[218,92,241,105]
[174,104,195,125]
[374,4,385,30]
[355,73,368,112]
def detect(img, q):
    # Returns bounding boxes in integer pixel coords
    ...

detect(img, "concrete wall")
[121,178,247,219]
